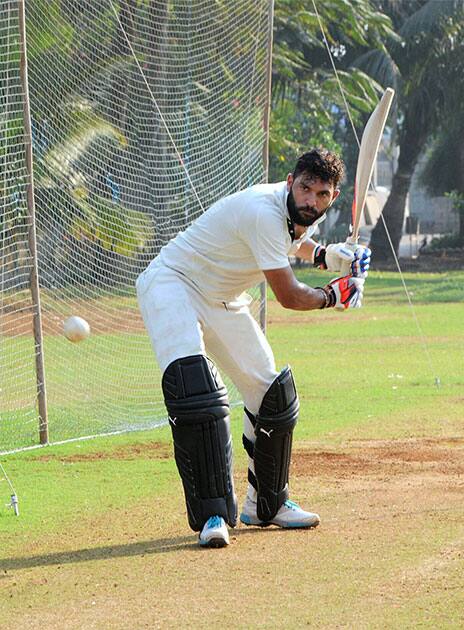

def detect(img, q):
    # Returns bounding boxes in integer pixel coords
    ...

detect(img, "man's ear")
[329,188,340,204]
[286,173,294,189]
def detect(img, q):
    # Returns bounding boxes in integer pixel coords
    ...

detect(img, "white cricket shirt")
[156,181,319,302]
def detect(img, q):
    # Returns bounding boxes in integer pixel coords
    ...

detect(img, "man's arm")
[264,266,365,311]
[296,238,372,278]
[293,239,317,262]
[263,266,325,310]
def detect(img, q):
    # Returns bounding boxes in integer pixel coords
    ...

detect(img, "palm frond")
[352,49,400,92]
[72,195,154,257]
[42,105,126,188]
[400,0,464,39]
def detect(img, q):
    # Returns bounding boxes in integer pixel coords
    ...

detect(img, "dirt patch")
[0,302,145,337]
[31,435,464,476]
[32,441,172,462]
[292,437,464,479]
[2,434,464,629]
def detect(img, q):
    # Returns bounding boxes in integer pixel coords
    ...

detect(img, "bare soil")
[2,435,463,629]
[0,297,145,337]
[0,295,380,337]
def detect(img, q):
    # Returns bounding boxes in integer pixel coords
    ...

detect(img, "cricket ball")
[63,315,91,342]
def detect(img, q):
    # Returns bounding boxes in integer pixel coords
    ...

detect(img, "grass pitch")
[1,270,463,628]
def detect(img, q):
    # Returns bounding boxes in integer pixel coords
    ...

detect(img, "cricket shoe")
[198,515,230,548]
[240,497,320,529]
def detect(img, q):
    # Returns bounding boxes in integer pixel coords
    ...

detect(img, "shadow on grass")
[0,525,306,573]
[0,535,197,571]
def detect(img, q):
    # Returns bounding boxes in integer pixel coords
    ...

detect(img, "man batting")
[136,148,370,548]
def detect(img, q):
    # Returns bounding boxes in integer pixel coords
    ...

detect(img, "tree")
[417,18,464,244]
[419,120,464,243]
[270,0,395,224]
[19,1,154,286]
[361,0,464,261]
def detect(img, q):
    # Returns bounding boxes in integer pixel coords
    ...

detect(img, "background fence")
[0,0,273,454]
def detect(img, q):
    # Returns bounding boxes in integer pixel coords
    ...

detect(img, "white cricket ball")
[63,315,90,342]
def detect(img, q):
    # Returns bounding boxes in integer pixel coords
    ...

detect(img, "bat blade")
[351,87,395,240]
[340,87,395,277]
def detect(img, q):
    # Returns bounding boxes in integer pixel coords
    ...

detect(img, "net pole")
[259,0,274,335]
[18,0,48,444]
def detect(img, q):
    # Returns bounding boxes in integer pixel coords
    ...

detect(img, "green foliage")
[269,94,341,180]
[363,1,464,257]
[71,197,153,257]
[270,0,395,209]
[418,125,463,197]
[427,232,464,251]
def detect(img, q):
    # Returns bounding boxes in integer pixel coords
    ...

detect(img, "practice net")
[0,0,272,454]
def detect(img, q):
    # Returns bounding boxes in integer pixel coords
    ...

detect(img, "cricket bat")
[339,87,395,278]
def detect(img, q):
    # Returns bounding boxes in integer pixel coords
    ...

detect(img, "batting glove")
[313,243,371,279]
[317,275,365,310]
[350,245,371,279]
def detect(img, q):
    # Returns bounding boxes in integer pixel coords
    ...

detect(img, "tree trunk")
[370,123,428,263]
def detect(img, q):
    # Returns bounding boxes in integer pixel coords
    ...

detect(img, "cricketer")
[136,148,370,548]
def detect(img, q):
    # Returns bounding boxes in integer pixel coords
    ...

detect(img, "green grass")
[1,271,463,628]
[1,270,462,523]
[1,270,462,450]
[294,268,464,304]
[0,427,175,537]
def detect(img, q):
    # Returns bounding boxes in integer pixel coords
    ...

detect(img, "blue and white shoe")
[240,497,320,529]
[199,516,230,548]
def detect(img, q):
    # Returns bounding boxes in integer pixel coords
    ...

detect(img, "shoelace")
[207,515,222,528]
[284,500,299,510]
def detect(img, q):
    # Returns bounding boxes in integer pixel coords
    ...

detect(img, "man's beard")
[287,188,322,227]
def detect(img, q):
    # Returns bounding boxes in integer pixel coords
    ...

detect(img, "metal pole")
[18,0,48,444]
[259,0,274,335]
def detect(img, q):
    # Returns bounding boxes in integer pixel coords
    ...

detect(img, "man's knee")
[162,355,237,531]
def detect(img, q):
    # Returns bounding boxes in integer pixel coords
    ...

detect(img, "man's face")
[287,172,339,227]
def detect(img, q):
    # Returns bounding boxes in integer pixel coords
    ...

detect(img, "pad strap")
[242,434,254,459]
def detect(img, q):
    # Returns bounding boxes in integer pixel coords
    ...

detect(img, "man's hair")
[293,148,345,188]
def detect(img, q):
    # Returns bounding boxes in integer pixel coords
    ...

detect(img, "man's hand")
[349,245,371,279]
[313,243,371,278]
[318,275,364,310]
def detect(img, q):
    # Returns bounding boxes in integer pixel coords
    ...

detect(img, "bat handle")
[339,236,358,277]
[335,237,358,311]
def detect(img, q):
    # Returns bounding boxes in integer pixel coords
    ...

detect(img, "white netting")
[0,2,40,452]
[0,0,272,454]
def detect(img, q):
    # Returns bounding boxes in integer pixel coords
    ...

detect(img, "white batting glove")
[318,275,365,310]
[313,243,371,279]
[325,242,356,272]
[350,245,371,279]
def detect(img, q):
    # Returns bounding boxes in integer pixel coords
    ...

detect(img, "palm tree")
[270,0,395,222]
[360,0,464,261]
[22,0,155,286]
[419,119,464,244]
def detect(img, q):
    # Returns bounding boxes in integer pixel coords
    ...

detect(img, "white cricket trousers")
[136,259,279,501]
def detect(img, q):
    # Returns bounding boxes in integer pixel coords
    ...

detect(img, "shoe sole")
[240,514,320,529]
[240,514,272,528]
[199,536,229,548]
